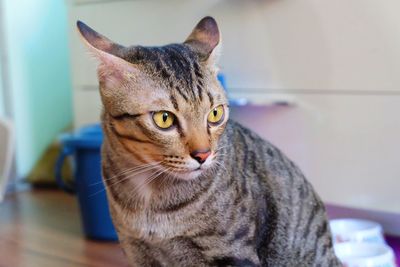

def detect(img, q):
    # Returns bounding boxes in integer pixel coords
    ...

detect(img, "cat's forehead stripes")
[207,91,214,107]
[121,44,206,104]
[169,95,179,111]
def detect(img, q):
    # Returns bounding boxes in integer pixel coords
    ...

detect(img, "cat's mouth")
[160,153,215,180]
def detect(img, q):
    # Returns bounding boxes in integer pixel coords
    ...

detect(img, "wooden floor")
[0,189,129,267]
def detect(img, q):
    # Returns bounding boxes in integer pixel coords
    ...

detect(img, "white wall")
[68,0,400,214]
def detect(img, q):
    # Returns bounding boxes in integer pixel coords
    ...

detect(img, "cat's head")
[78,17,228,180]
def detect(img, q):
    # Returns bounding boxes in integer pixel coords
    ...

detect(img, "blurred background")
[0,0,399,266]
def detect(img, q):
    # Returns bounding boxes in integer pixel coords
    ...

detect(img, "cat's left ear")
[184,16,221,71]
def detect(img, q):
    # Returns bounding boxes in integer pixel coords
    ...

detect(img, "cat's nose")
[190,149,211,164]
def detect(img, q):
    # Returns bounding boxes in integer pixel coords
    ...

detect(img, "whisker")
[105,162,160,181]
[89,163,160,198]
[215,145,229,152]
[134,167,169,193]
[90,162,161,186]
[214,160,228,174]
[108,164,160,188]
[158,167,175,189]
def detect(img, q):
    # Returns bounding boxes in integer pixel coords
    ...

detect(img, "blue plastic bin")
[55,124,118,241]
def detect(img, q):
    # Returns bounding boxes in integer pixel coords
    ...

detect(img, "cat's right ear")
[184,16,221,72]
[77,21,138,88]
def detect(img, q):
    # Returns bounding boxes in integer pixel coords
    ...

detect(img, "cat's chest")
[119,200,218,242]
[125,210,188,240]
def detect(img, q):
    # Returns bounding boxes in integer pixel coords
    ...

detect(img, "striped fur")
[78,17,341,266]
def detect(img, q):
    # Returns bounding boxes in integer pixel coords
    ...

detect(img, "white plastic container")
[330,218,385,244]
[334,242,397,267]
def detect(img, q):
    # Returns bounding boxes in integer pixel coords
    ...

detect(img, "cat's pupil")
[162,112,168,122]
[213,109,218,117]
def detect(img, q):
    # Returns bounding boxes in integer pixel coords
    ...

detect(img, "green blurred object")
[27,140,73,186]
[2,0,73,179]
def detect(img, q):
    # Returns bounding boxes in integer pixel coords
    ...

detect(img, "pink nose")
[190,149,211,164]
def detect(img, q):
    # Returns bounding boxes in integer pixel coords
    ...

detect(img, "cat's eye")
[207,105,224,125]
[152,111,175,129]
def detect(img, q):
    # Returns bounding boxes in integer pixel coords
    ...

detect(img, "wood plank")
[0,189,128,267]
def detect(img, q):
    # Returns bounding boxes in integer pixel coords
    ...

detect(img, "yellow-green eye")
[208,105,224,125]
[153,111,175,129]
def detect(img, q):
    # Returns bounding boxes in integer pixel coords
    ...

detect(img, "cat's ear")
[76,21,138,88]
[184,16,221,70]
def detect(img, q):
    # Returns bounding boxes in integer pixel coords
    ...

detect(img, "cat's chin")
[172,169,204,181]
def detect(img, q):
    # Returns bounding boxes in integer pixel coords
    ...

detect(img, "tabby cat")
[77,17,341,267]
